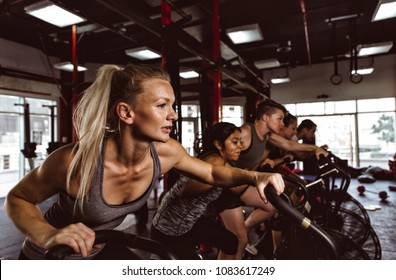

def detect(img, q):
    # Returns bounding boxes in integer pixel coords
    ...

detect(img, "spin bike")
[45,230,178,260]
[252,154,381,259]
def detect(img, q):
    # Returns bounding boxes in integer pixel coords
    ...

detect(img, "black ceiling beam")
[50,0,137,44]
[58,0,262,96]
[94,0,162,38]
[0,66,61,85]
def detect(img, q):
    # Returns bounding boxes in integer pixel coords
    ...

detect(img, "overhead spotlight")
[276,40,292,53]
[357,41,394,56]
[351,67,374,75]
[350,57,375,75]
[372,0,396,21]
[270,77,290,84]
[125,47,161,60]
[226,23,263,44]
[270,67,290,84]
[179,70,199,79]
[254,58,280,70]
[53,62,87,72]
[24,0,86,27]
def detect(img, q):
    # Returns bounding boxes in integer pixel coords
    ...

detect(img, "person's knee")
[236,231,248,248]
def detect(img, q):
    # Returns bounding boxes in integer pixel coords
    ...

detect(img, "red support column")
[71,24,78,141]
[212,0,221,122]
[161,1,172,70]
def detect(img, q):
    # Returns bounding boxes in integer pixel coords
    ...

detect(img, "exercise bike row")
[41,154,380,260]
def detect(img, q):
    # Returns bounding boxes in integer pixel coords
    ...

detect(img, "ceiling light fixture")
[351,57,375,75]
[53,62,87,72]
[125,47,161,60]
[179,70,199,79]
[24,1,86,27]
[270,67,290,84]
[276,40,292,53]
[372,0,396,21]
[351,67,374,75]
[254,58,280,69]
[226,23,263,44]
[357,41,394,56]
[270,77,290,84]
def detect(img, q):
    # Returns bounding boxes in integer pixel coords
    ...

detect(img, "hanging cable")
[330,22,342,85]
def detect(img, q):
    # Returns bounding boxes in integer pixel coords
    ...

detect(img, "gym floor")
[0,178,395,260]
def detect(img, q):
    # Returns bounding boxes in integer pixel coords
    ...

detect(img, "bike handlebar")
[45,230,178,260]
[264,185,339,259]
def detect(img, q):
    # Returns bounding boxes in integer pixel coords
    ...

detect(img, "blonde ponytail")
[67,65,120,209]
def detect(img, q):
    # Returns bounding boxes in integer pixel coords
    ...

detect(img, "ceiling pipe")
[97,0,264,94]
[221,69,266,98]
[299,0,312,66]
[238,57,270,89]
[60,0,261,95]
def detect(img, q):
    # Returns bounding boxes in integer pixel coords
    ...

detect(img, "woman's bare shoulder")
[153,138,186,156]
[38,143,76,177]
[201,153,226,166]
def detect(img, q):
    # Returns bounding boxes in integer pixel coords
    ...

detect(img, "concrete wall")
[0,38,102,98]
[268,54,396,104]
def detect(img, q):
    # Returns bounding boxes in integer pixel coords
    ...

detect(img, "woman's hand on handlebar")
[282,153,294,164]
[314,146,329,161]
[255,172,285,204]
[44,222,96,257]
[261,158,275,169]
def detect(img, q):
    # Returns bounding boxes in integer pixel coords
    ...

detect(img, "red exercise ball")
[357,185,365,194]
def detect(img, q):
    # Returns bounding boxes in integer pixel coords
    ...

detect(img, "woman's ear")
[213,140,222,151]
[117,102,134,124]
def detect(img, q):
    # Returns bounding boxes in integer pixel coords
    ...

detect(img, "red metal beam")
[213,0,221,122]
[161,0,172,70]
[71,24,78,141]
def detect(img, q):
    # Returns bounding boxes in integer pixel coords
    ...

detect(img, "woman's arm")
[158,139,285,203]
[4,145,95,257]
[180,153,227,198]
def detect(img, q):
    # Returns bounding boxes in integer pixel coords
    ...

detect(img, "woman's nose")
[169,107,178,120]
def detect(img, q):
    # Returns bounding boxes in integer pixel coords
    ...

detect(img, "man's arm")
[268,133,328,160]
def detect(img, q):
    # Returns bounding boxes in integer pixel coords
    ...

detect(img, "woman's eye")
[158,104,166,108]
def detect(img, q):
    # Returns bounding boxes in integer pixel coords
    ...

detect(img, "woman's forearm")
[211,165,258,188]
[5,192,56,249]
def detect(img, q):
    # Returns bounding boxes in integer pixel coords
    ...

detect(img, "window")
[222,105,244,126]
[181,105,200,156]
[358,112,395,167]
[286,98,396,168]
[0,94,57,197]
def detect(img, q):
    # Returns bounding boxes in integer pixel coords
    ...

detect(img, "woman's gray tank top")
[21,140,162,259]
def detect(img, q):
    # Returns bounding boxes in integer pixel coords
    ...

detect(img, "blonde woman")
[5,64,284,259]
